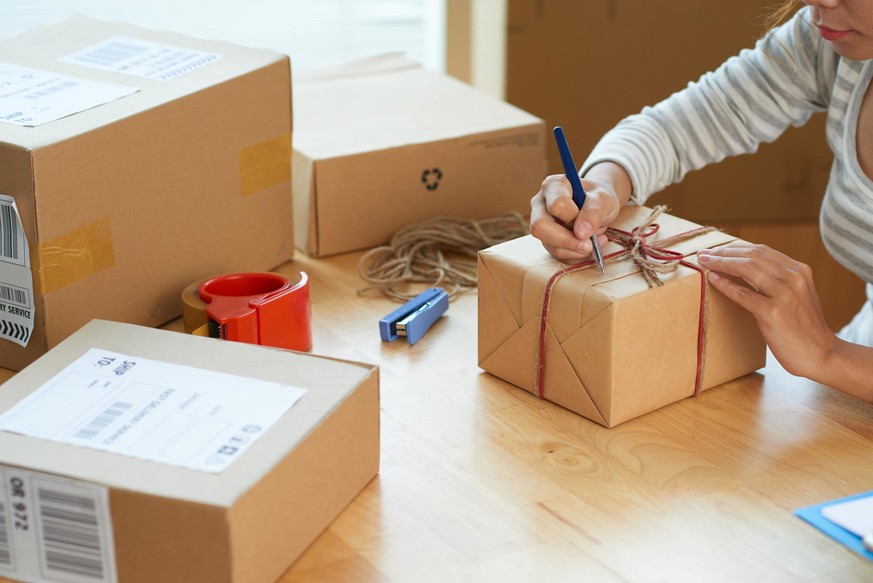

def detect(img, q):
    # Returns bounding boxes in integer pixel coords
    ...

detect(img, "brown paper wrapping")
[477,206,766,427]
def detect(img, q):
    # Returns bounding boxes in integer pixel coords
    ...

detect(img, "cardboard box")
[0,16,294,371]
[505,1,833,223]
[293,54,547,257]
[478,206,766,427]
[0,320,380,583]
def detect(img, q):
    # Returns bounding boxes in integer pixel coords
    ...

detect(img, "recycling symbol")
[421,168,443,191]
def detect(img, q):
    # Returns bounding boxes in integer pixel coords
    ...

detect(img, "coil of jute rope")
[357,213,530,302]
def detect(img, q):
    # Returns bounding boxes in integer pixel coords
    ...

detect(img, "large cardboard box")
[478,206,766,427]
[0,16,294,371]
[505,1,833,223]
[293,54,547,257]
[0,320,380,583]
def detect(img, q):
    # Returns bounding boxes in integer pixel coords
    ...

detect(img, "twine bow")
[604,205,717,288]
[536,206,717,401]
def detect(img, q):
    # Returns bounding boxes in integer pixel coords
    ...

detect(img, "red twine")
[535,212,714,401]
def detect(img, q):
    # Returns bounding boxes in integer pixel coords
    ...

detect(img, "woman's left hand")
[696,242,838,379]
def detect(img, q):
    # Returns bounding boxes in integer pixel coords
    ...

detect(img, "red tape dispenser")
[191,272,312,351]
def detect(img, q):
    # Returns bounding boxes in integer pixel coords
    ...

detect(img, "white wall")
[0,0,446,72]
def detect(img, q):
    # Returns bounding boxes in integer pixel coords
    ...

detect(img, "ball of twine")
[357,213,530,302]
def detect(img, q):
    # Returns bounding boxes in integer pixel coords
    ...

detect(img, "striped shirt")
[581,7,873,339]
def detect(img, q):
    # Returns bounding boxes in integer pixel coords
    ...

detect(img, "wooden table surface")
[4,249,873,583]
[268,251,873,582]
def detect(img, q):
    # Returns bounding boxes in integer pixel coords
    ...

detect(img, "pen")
[553,126,605,274]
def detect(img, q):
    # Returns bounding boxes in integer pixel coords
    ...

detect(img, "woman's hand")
[696,243,838,379]
[529,162,631,264]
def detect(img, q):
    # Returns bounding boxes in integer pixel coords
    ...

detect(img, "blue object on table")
[553,125,605,273]
[795,489,873,562]
[379,287,449,345]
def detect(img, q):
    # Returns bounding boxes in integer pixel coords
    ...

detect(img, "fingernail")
[578,239,591,253]
[708,272,720,282]
[697,254,712,263]
[577,221,593,236]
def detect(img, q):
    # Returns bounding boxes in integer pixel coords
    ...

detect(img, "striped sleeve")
[581,7,835,204]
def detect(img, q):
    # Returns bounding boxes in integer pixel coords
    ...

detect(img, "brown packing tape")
[36,216,116,295]
[181,278,210,333]
[239,133,292,197]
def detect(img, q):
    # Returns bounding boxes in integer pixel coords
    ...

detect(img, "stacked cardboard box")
[293,54,547,257]
[0,320,380,583]
[0,16,294,370]
[505,0,833,224]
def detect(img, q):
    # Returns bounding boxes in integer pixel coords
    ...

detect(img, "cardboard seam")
[308,121,542,165]
[310,163,320,256]
[27,149,49,350]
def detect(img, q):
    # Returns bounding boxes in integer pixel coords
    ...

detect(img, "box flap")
[293,53,543,159]
[0,14,288,149]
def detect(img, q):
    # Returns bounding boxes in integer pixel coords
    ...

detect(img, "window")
[1,0,446,72]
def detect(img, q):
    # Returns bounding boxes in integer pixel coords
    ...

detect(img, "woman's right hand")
[529,162,630,264]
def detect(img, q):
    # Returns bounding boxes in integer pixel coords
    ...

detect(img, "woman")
[529,0,873,400]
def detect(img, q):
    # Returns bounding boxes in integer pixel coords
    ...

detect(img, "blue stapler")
[379,287,449,345]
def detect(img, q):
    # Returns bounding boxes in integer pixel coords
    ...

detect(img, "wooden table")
[4,250,873,582]
[268,252,873,582]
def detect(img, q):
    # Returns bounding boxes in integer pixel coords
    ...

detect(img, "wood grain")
[276,251,873,582]
[2,248,872,582]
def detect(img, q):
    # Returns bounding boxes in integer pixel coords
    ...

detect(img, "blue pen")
[553,126,605,274]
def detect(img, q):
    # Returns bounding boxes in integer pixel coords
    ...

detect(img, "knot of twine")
[537,205,717,401]
[358,213,530,302]
[603,205,717,287]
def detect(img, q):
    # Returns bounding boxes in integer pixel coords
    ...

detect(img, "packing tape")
[182,276,212,333]
[182,271,311,351]
[239,133,292,197]
[36,216,116,294]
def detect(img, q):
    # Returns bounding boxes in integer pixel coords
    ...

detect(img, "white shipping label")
[0,349,307,473]
[0,466,117,583]
[60,36,222,81]
[0,195,33,347]
[0,62,138,127]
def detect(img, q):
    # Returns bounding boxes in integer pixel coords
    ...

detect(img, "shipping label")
[0,466,117,583]
[0,62,137,127]
[61,36,222,81]
[0,348,307,473]
[0,195,33,347]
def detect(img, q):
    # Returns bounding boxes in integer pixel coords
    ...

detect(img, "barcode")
[24,80,78,100]
[0,203,18,261]
[154,54,219,80]
[37,487,106,581]
[0,500,11,568]
[74,402,133,441]
[0,283,28,307]
[74,40,150,67]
